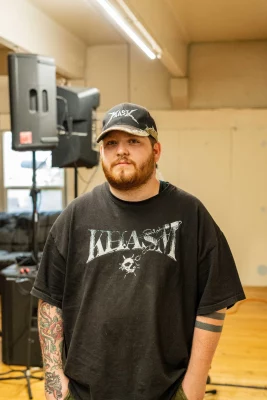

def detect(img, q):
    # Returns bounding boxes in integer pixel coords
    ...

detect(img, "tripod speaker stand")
[0,152,44,399]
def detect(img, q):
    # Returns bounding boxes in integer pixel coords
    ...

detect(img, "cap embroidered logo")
[106,109,139,126]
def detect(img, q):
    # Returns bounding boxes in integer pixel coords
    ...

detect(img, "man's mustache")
[111,158,136,167]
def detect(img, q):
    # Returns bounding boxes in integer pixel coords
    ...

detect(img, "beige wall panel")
[178,129,232,233]
[85,45,171,112]
[0,77,9,114]
[0,0,86,78]
[65,166,106,205]
[85,45,129,112]
[154,109,267,131]
[130,47,171,110]
[0,114,10,131]
[190,42,267,109]
[0,50,9,75]
[157,130,180,185]
[232,130,267,286]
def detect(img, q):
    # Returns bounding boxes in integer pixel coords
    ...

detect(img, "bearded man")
[32,103,245,400]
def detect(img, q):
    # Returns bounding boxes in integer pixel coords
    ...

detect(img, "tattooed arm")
[38,300,69,400]
[182,308,226,400]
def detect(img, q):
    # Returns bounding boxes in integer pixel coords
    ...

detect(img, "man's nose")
[116,142,129,156]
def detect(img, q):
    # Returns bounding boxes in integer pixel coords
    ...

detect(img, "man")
[31,102,245,400]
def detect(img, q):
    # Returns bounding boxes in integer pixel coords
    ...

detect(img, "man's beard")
[101,151,155,191]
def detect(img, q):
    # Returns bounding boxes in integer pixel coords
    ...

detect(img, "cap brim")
[96,125,149,143]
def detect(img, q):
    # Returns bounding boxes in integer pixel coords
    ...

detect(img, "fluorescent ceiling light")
[95,0,162,60]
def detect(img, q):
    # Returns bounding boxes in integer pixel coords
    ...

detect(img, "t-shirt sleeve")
[31,232,66,308]
[196,205,246,315]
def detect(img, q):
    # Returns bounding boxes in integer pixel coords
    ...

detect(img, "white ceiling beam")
[123,0,188,77]
[0,0,87,78]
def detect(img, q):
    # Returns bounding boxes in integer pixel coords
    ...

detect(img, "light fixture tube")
[95,0,161,60]
[116,0,162,57]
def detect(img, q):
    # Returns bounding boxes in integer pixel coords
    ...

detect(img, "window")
[3,131,65,212]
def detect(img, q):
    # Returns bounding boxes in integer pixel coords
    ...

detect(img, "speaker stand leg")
[0,368,44,400]
[74,166,78,198]
[0,282,44,399]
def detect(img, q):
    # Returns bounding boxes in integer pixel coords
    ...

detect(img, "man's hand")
[181,308,226,400]
[44,370,69,400]
[181,376,206,400]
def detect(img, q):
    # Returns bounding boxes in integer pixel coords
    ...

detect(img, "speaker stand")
[74,166,78,198]
[0,152,44,399]
[0,293,44,399]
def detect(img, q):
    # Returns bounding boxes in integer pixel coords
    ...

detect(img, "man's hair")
[148,136,157,148]
[148,136,158,169]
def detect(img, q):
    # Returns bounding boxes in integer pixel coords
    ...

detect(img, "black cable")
[209,382,267,390]
[81,164,99,194]
[0,370,21,376]
[76,169,89,184]
[77,167,97,184]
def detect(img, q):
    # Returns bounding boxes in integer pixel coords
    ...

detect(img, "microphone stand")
[0,151,44,399]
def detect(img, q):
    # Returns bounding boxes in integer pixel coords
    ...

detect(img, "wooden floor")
[0,287,267,399]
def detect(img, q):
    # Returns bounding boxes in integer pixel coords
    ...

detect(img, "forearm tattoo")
[45,371,63,400]
[195,309,226,333]
[38,301,64,397]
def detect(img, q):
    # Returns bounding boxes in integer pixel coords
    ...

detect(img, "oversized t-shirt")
[31,182,245,400]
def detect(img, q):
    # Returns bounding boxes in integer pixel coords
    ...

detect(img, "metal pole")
[74,166,78,198]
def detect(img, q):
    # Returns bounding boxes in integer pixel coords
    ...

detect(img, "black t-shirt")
[31,182,245,400]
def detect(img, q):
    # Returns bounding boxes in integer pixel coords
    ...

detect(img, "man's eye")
[129,139,140,144]
[105,141,117,146]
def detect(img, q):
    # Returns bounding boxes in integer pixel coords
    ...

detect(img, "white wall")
[189,41,267,108]
[0,77,9,114]
[156,109,267,287]
[85,44,172,111]
[0,0,86,78]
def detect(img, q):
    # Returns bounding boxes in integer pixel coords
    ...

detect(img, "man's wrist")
[44,370,69,400]
[182,373,207,400]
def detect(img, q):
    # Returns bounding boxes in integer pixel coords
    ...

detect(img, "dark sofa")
[0,211,61,271]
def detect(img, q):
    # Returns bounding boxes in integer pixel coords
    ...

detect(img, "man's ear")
[153,142,161,163]
[99,144,103,159]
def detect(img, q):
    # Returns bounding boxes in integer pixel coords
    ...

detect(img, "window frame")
[1,131,66,212]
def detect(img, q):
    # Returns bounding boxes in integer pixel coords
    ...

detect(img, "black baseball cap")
[96,102,158,143]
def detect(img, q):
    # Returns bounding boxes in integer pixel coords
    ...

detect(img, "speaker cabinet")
[52,86,100,168]
[52,134,99,168]
[0,271,42,367]
[8,53,58,151]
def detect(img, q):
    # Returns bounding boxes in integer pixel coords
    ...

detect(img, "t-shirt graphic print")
[86,221,182,276]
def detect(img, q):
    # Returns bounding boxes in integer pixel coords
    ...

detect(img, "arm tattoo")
[195,309,226,333]
[195,320,223,332]
[45,371,63,400]
[38,301,64,371]
[202,311,225,321]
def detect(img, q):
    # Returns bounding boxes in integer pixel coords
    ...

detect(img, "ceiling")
[26,0,267,46]
[1,0,267,78]
[27,0,126,45]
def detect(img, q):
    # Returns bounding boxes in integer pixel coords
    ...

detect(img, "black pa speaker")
[8,53,58,151]
[52,86,100,168]
[0,272,42,367]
